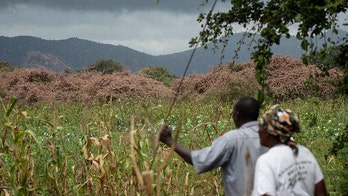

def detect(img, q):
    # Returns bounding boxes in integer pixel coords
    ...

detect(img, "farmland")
[0,56,347,195]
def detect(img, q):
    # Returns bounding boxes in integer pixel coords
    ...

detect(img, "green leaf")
[296,32,302,39]
[6,96,17,117]
[303,55,309,65]
[14,130,26,143]
[257,54,264,64]
[295,14,302,22]
[301,40,308,50]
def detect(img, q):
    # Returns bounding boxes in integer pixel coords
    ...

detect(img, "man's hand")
[159,123,173,147]
[158,123,193,165]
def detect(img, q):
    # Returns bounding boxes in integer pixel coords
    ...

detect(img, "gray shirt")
[191,121,268,196]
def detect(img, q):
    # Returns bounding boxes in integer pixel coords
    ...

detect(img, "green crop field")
[0,97,347,195]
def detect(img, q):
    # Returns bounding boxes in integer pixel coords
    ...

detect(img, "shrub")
[84,59,124,74]
[309,44,348,95]
[139,66,177,86]
[27,69,54,83]
[0,61,17,72]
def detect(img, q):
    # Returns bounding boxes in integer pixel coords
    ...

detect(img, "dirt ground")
[0,56,343,105]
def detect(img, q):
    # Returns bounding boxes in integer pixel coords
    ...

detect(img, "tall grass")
[0,97,347,195]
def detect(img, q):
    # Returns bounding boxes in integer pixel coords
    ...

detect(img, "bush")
[84,59,124,74]
[27,70,54,84]
[139,66,177,86]
[309,46,343,73]
[309,44,348,95]
[0,61,17,72]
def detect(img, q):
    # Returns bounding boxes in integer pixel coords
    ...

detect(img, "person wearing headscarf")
[252,105,327,196]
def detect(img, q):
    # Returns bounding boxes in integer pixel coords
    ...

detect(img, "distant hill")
[0,30,346,76]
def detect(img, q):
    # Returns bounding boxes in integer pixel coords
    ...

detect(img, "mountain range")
[0,30,346,76]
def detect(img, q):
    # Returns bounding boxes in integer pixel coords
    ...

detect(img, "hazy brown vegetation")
[173,56,343,102]
[0,56,343,105]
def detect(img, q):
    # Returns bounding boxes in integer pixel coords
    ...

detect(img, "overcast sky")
[1,0,347,55]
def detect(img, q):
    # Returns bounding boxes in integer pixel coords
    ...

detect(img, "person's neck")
[237,120,254,128]
[268,138,282,148]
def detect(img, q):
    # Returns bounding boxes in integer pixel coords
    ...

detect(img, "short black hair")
[233,96,260,121]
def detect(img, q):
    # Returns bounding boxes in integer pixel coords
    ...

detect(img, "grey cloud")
[0,3,202,55]
[0,0,211,12]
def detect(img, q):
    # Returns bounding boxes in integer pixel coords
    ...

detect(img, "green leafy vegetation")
[309,44,348,94]
[191,0,348,102]
[139,66,177,86]
[83,59,124,74]
[0,61,17,72]
[0,96,347,195]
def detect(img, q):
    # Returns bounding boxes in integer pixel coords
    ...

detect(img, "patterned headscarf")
[260,105,300,155]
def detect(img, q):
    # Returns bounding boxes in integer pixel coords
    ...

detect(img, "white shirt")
[252,144,324,196]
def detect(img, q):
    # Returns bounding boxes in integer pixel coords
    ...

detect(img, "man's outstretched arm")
[159,124,193,165]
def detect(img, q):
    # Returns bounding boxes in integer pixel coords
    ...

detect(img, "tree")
[309,43,348,94]
[84,59,124,74]
[139,66,177,86]
[0,61,17,72]
[190,0,348,102]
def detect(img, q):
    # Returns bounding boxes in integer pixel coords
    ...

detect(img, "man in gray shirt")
[159,96,268,195]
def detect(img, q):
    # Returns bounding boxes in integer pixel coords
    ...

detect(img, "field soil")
[0,56,343,104]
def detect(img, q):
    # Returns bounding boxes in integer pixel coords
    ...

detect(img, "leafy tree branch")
[190,0,348,102]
